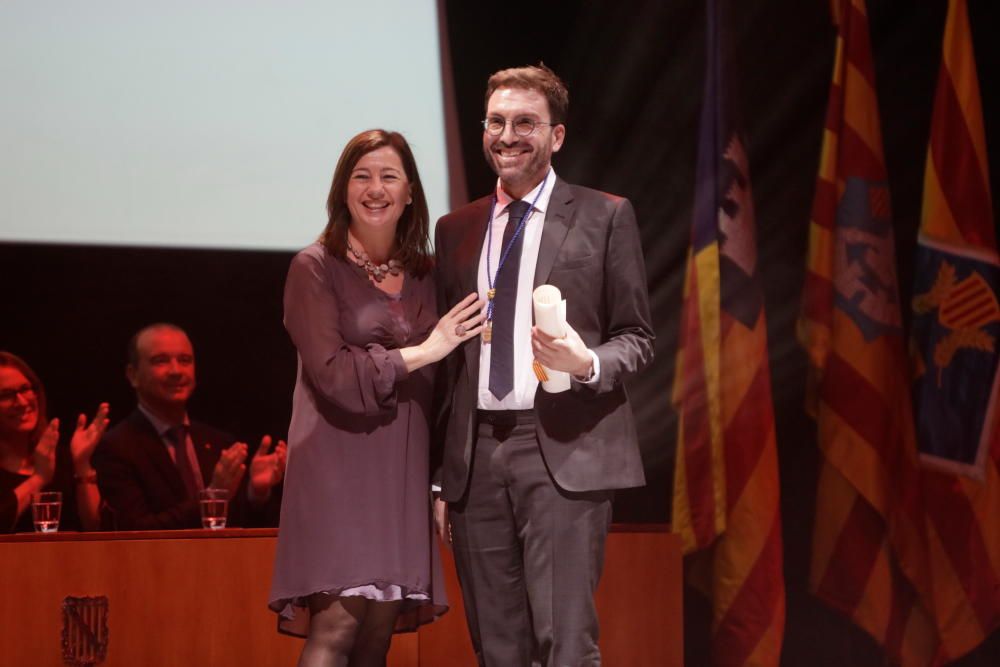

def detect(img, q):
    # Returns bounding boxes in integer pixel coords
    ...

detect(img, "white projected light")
[0,1,449,250]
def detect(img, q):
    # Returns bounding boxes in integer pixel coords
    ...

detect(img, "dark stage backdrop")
[2,1,999,664]
[0,244,297,445]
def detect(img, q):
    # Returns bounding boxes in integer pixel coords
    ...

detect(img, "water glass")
[199,488,228,530]
[32,491,62,533]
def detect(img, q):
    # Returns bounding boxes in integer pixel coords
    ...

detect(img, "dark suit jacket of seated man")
[92,323,285,531]
[94,407,280,530]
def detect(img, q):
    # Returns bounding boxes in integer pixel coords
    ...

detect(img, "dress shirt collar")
[476,167,557,411]
[493,167,556,217]
[137,402,190,439]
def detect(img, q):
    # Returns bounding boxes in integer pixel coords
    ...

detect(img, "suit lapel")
[456,196,492,296]
[455,197,493,383]
[534,179,575,287]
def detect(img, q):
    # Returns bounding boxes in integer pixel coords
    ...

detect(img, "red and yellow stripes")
[920,0,996,254]
[673,242,725,553]
[811,462,939,665]
[922,464,1000,659]
[673,0,785,667]
[916,0,1000,660]
[673,0,785,661]
[709,308,785,666]
[800,0,938,664]
[799,0,887,369]
[674,227,786,667]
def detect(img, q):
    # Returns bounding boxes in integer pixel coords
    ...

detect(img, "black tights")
[296,594,402,667]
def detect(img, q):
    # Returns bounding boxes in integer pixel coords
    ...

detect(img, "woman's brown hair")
[320,129,432,276]
[0,351,48,447]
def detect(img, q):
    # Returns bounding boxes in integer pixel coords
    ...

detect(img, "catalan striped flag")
[672,0,785,663]
[798,0,939,664]
[910,0,1000,660]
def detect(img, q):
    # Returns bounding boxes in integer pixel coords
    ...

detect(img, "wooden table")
[0,525,681,666]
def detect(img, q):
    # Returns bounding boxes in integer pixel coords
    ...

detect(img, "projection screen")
[0,1,449,250]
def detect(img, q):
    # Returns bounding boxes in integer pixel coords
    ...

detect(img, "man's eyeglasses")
[482,117,556,137]
[0,384,36,406]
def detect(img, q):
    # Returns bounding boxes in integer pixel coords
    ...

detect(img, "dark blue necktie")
[168,424,199,500]
[489,199,531,400]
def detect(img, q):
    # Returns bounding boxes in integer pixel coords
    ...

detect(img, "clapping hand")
[249,435,287,499]
[32,419,59,484]
[210,442,248,495]
[70,403,110,473]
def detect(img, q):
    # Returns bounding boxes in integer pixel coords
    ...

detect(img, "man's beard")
[484,142,551,193]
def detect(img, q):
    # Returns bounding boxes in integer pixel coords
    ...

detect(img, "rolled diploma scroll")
[532,284,572,393]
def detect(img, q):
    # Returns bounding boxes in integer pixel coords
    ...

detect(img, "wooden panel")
[0,532,301,666]
[597,531,683,666]
[0,530,417,667]
[0,527,680,666]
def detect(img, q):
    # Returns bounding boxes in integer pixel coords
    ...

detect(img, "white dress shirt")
[476,169,599,410]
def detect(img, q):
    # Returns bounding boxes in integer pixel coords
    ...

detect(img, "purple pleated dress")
[268,242,447,635]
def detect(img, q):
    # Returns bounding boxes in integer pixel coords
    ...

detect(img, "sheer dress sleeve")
[283,246,409,417]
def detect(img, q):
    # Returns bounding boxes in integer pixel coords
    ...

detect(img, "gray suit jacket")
[433,178,654,501]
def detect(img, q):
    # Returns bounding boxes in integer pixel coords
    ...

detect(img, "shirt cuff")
[387,348,410,381]
[573,349,601,384]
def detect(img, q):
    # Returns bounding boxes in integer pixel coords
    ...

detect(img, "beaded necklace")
[347,240,403,283]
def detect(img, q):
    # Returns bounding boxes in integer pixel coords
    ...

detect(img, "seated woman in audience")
[0,351,109,533]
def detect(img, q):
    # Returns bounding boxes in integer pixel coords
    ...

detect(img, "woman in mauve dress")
[268,129,482,667]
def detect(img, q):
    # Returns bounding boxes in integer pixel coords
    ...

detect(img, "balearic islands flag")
[672,0,785,663]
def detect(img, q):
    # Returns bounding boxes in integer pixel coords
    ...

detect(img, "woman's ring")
[455,324,466,336]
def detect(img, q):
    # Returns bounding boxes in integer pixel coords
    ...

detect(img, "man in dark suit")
[433,64,654,666]
[93,323,286,530]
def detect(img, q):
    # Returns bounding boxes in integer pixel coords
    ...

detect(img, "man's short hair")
[127,323,188,366]
[485,63,569,125]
